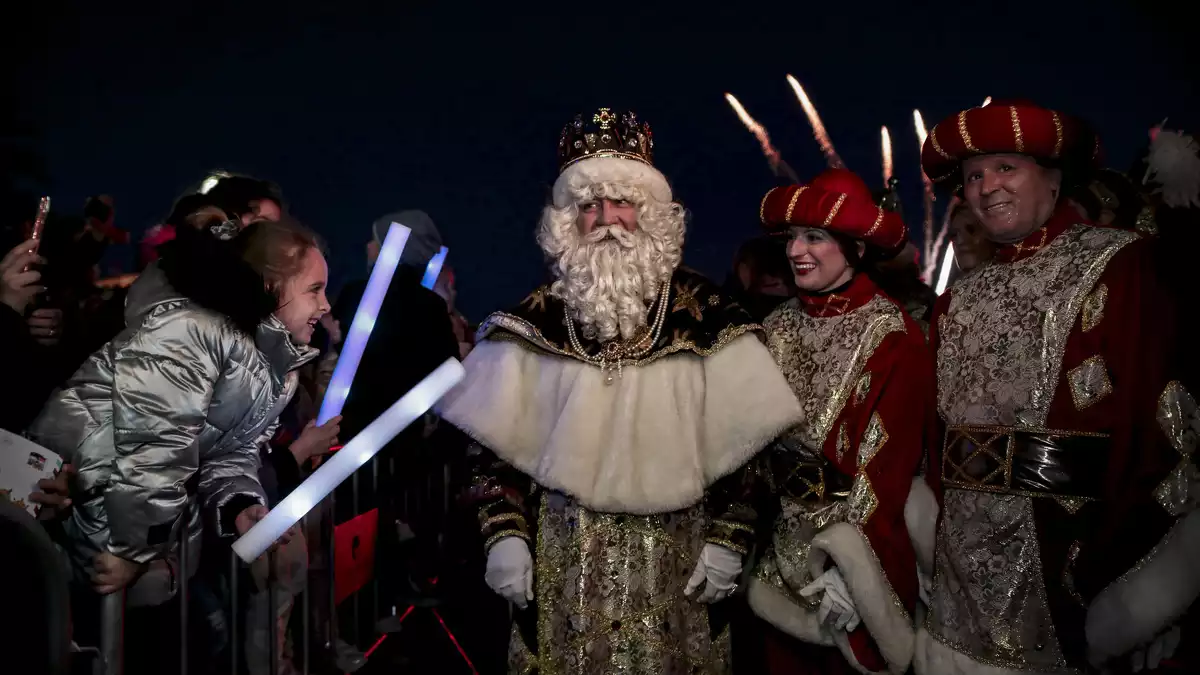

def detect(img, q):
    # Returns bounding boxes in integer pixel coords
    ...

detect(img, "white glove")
[484,536,534,609]
[917,565,933,607]
[685,543,744,604]
[1130,625,1181,672]
[800,568,860,632]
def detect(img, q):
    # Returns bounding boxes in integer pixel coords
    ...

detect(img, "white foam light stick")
[421,246,449,290]
[232,358,465,562]
[935,243,956,296]
[317,223,412,425]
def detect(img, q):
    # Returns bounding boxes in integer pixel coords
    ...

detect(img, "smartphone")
[23,196,51,272]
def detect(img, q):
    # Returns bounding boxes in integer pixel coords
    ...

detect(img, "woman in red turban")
[747,168,939,674]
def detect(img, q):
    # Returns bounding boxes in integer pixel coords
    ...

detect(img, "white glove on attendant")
[917,565,934,607]
[1130,625,1181,672]
[485,536,533,609]
[800,568,860,632]
[685,543,743,604]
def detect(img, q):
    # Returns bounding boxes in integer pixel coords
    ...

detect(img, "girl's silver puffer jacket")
[29,263,318,573]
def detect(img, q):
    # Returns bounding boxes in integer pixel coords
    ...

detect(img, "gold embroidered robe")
[437,268,804,674]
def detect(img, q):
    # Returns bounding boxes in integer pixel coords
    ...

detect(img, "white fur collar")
[436,333,802,513]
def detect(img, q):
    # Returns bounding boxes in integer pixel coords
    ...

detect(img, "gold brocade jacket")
[921,206,1199,674]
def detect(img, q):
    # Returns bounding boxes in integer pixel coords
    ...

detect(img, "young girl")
[31,213,331,598]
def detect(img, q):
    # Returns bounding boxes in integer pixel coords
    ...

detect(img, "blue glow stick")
[232,358,465,562]
[317,223,411,425]
[421,246,449,289]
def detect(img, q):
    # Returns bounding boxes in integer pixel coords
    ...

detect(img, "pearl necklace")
[564,280,671,385]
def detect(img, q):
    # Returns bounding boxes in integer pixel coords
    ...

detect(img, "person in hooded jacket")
[28,214,331,658]
[331,209,460,621]
[334,209,459,439]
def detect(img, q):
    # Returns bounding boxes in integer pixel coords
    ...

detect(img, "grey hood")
[372,209,443,271]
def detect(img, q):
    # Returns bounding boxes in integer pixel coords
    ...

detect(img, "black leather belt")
[771,451,853,503]
[942,424,1111,500]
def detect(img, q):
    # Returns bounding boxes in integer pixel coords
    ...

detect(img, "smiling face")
[785,227,859,293]
[274,246,331,345]
[962,154,1061,243]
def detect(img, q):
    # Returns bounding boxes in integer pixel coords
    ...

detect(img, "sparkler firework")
[913,109,939,283]
[785,75,843,169]
[881,126,893,188]
[724,93,800,183]
[926,195,959,286]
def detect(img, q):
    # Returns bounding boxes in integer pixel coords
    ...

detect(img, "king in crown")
[436,108,803,674]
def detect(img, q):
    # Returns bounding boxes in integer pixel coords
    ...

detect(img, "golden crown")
[557,108,655,172]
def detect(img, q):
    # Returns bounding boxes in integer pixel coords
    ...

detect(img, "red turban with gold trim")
[920,101,1102,185]
[759,168,907,252]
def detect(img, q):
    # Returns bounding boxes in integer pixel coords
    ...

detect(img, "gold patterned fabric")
[928,491,1068,670]
[1067,356,1112,411]
[857,413,888,467]
[1154,381,1200,515]
[1080,284,1107,333]
[936,225,1135,427]
[765,295,905,450]
[516,492,728,675]
[931,224,1136,669]
[754,495,850,605]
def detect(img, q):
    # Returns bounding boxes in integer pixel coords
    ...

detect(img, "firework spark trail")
[725,93,800,183]
[913,109,938,276]
[785,75,843,169]
[881,126,893,188]
[924,195,959,285]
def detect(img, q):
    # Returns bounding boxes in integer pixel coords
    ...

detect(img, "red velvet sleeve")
[1043,239,1186,601]
[821,316,936,670]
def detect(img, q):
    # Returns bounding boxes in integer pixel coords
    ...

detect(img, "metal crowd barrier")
[89,441,455,675]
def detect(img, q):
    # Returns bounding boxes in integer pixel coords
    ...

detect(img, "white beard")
[554,226,670,343]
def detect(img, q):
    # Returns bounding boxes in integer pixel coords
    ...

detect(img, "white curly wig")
[537,158,685,343]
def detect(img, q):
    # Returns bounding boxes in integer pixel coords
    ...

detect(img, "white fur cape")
[435,333,802,514]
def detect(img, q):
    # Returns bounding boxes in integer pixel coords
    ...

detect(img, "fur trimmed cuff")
[747,577,835,646]
[810,522,915,674]
[1085,509,1200,666]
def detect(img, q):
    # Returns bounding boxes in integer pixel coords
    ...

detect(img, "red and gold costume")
[748,169,940,674]
[916,102,1199,674]
[436,109,803,674]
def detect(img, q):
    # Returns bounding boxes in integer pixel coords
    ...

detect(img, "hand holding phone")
[0,239,45,314]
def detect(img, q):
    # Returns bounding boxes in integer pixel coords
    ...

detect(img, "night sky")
[9,1,1198,322]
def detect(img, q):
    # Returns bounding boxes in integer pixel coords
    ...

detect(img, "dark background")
[6,1,1198,321]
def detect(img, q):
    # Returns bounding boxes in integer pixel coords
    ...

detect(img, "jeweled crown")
[557,108,655,172]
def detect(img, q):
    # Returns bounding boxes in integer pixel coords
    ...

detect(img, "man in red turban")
[917,101,1197,674]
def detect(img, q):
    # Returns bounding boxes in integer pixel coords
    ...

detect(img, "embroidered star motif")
[707,294,721,308]
[672,281,704,321]
[521,288,547,312]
